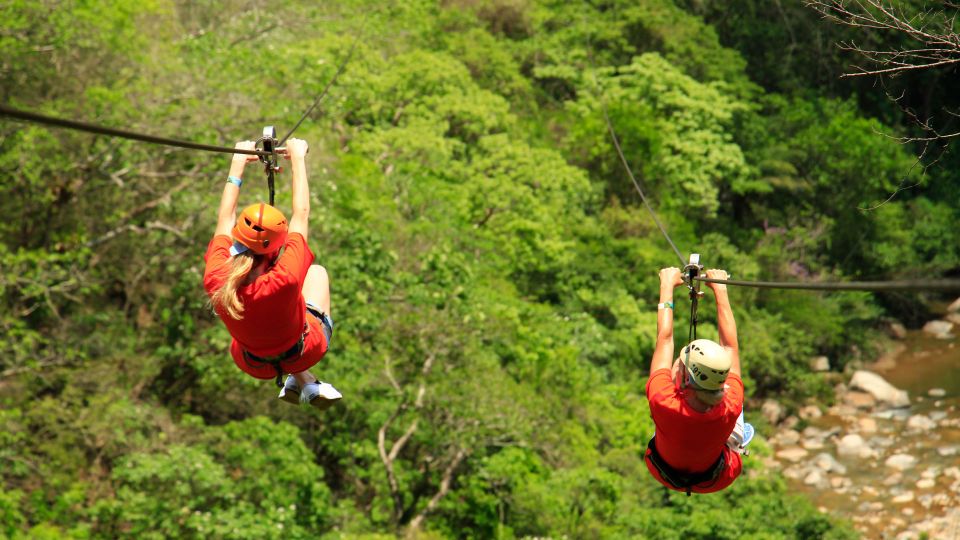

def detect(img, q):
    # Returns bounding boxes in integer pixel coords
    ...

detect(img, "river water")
[769,328,960,539]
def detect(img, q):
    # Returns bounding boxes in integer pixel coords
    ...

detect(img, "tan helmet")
[683,339,731,391]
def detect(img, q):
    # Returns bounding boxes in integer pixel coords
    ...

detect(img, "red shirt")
[204,233,312,354]
[646,369,743,473]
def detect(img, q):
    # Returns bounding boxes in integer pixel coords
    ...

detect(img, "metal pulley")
[256,126,282,205]
[684,253,704,342]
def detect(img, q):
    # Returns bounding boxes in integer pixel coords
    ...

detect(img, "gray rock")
[813,452,847,474]
[886,321,908,339]
[907,414,937,431]
[810,355,830,372]
[885,453,918,470]
[803,469,826,487]
[798,405,822,420]
[761,399,783,425]
[850,370,910,408]
[892,490,915,503]
[837,434,866,457]
[777,429,801,446]
[776,446,809,462]
[843,390,877,409]
[936,446,959,457]
[857,417,878,434]
[922,319,955,339]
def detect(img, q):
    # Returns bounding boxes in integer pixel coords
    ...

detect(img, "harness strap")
[646,436,725,496]
[242,325,307,388]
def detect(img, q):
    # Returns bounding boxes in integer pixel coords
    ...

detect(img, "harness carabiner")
[683,253,704,343]
[256,126,282,206]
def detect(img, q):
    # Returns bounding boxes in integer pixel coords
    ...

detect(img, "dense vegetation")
[2,0,957,538]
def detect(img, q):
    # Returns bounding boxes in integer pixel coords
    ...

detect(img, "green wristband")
[657,301,674,310]
[227,176,243,188]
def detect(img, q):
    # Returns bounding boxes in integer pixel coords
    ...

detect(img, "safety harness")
[242,320,308,388]
[646,436,725,496]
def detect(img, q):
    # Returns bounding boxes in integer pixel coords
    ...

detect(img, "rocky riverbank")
[762,311,960,539]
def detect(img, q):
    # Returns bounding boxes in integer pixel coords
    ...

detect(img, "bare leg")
[291,265,331,387]
[291,371,317,387]
[302,264,331,317]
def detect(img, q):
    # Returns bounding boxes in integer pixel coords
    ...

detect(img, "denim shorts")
[305,301,333,345]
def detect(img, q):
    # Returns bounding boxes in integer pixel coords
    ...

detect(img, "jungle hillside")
[2,1,959,538]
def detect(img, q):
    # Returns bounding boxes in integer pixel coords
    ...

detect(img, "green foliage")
[3,0,955,539]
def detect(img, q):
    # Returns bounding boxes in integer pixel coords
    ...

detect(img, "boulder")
[813,452,847,474]
[799,405,822,420]
[776,446,809,463]
[937,446,959,457]
[892,490,915,504]
[849,370,910,407]
[885,321,908,340]
[907,414,936,431]
[923,320,955,339]
[843,390,877,409]
[929,388,947,398]
[803,469,825,487]
[809,356,830,372]
[761,400,783,425]
[857,417,878,434]
[948,296,960,312]
[837,434,866,457]
[777,429,801,446]
[885,453,918,471]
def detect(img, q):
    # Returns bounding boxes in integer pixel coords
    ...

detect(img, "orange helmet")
[230,203,288,256]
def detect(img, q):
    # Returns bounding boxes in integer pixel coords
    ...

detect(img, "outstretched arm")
[214,141,258,237]
[651,267,684,374]
[706,269,741,377]
[283,138,310,239]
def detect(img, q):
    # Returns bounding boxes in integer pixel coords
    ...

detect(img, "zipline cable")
[695,276,960,291]
[278,15,369,145]
[602,103,960,293]
[602,104,686,266]
[0,104,268,157]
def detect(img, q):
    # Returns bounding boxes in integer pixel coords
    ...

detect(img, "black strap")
[242,334,305,388]
[646,437,725,496]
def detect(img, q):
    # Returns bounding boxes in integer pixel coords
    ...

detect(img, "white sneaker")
[277,375,300,405]
[299,381,343,410]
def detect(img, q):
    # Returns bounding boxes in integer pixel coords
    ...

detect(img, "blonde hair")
[210,252,256,320]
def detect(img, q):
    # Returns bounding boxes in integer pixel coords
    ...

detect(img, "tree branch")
[406,447,469,535]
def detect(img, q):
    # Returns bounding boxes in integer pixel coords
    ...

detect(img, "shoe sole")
[308,395,342,411]
[278,387,301,405]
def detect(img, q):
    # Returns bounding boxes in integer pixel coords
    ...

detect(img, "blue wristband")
[227,176,243,188]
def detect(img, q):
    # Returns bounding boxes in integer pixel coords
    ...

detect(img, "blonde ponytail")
[211,252,255,320]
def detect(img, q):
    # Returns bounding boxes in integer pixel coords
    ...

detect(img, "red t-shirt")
[646,369,744,473]
[203,233,327,378]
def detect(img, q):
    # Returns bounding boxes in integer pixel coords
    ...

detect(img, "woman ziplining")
[644,267,753,495]
[202,138,342,409]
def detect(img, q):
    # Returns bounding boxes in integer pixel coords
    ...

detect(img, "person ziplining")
[644,267,753,495]
[202,138,342,409]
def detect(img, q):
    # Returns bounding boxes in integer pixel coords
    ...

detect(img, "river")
[767,326,960,539]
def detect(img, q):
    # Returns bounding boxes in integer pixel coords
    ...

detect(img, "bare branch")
[806,0,960,80]
[406,447,469,535]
